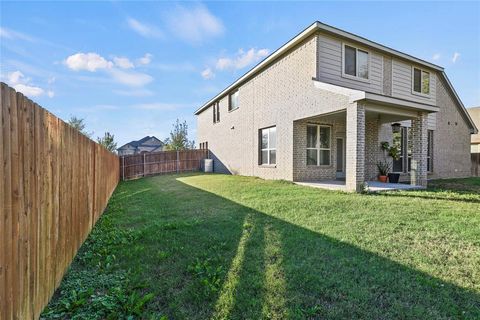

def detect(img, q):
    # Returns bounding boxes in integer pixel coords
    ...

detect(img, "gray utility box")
[203,159,213,173]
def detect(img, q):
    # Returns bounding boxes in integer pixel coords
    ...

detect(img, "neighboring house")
[117,136,164,156]
[468,107,480,153]
[195,21,477,192]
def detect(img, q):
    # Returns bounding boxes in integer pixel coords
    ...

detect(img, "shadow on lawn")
[117,174,480,319]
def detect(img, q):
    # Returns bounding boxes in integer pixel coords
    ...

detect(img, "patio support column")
[410,112,428,187]
[346,102,365,192]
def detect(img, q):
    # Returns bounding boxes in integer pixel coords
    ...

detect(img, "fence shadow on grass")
[54,173,480,319]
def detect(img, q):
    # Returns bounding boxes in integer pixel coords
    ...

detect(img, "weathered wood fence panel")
[120,149,208,180]
[0,83,120,320]
[472,153,480,176]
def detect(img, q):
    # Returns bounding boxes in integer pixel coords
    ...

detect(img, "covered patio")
[293,81,438,192]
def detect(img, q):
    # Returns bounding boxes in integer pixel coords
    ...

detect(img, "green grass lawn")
[43,174,480,319]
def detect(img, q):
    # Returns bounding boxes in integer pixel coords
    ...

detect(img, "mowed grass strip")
[44,174,480,319]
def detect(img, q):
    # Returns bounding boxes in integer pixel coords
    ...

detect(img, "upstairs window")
[413,67,430,95]
[343,44,369,80]
[260,126,276,165]
[229,89,239,111]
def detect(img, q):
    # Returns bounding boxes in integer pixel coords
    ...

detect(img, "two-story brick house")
[195,21,477,192]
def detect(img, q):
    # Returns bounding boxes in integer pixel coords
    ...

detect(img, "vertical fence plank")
[1,83,12,320]
[0,84,5,320]
[10,88,21,319]
[0,83,120,319]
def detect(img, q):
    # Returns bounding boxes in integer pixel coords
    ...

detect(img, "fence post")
[143,153,146,177]
[122,156,125,181]
[176,150,179,173]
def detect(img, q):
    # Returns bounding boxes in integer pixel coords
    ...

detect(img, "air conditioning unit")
[203,159,213,173]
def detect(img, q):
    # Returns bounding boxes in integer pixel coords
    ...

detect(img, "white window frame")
[229,89,239,111]
[411,66,431,97]
[260,126,276,166]
[341,43,371,83]
[306,124,331,166]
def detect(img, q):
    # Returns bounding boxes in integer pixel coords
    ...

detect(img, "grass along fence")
[0,83,119,320]
[120,149,209,180]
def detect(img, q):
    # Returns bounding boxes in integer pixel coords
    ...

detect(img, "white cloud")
[215,48,270,70]
[452,52,461,63]
[13,83,44,97]
[108,68,153,87]
[137,53,153,66]
[201,67,215,80]
[2,70,53,98]
[0,27,35,42]
[127,18,163,38]
[113,56,134,69]
[166,4,224,44]
[63,52,154,87]
[432,53,441,61]
[8,70,25,84]
[64,52,113,72]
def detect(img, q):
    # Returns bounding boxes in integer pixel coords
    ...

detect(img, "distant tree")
[164,119,195,151]
[67,116,92,137]
[97,132,117,152]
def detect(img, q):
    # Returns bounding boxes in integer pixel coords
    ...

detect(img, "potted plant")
[376,160,390,183]
[387,145,401,183]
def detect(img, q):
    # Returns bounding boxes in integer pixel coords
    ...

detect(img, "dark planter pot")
[388,173,400,183]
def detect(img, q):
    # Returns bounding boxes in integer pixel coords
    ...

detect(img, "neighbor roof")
[117,136,163,150]
[194,21,477,134]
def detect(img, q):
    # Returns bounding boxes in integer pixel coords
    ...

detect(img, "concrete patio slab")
[294,180,425,192]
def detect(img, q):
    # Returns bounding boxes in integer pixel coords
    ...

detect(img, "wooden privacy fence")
[0,83,120,320]
[120,149,209,180]
[472,153,480,176]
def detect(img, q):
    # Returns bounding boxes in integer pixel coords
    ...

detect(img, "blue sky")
[1,1,479,147]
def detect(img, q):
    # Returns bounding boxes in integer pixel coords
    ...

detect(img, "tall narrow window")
[212,102,220,123]
[229,89,239,111]
[306,125,331,166]
[343,44,369,80]
[212,103,217,123]
[260,126,276,165]
[413,67,430,95]
[427,130,433,172]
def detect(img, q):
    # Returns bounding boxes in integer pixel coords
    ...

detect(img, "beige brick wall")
[429,76,472,178]
[346,102,366,191]
[197,34,349,181]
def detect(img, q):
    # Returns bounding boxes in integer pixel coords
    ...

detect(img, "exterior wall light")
[391,123,401,133]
